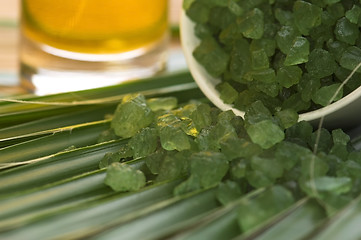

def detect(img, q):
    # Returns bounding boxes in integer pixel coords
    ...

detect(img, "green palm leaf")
[0,140,124,194]
[0,120,111,167]
[0,106,114,146]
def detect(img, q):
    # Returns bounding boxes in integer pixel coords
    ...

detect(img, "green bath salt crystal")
[306,48,337,78]
[157,114,192,151]
[334,17,359,45]
[340,46,361,72]
[275,108,299,129]
[99,152,122,169]
[146,97,178,111]
[312,83,343,106]
[346,5,361,24]
[250,38,276,57]
[276,25,300,55]
[303,176,352,197]
[216,180,243,205]
[217,82,239,104]
[251,49,269,70]
[246,120,285,149]
[284,36,310,66]
[190,151,229,188]
[298,74,321,102]
[128,127,158,158]
[190,103,212,131]
[250,156,283,182]
[332,128,351,146]
[105,163,146,192]
[277,65,302,88]
[293,1,322,35]
[111,94,154,138]
[193,36,229,77]
[156,152,190,182]
[238,8,264,39]
[251,68,276,83]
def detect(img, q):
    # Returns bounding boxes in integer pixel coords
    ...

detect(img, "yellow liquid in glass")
[21,0,168,54]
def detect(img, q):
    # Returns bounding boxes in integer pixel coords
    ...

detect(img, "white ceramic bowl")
[180,11,361,129]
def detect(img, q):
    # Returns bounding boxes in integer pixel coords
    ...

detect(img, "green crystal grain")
[157,152,190,182]
[190,103,212,131]
[332,129,351,146]
[221,135,263,160]
[129,127,158,159]
[190,151,229,188]
[275,141,312,171]
[246,120,285,149]
[186,1,210,24]
[229,38,252,82]
[275,108,299,129]
[300,153,329,179]
[231,159,247,179]
[303,176,352,197]
[312,83,343,107]
[157,114,192,151]
[282,93,311,113]
[173,175,202,196]
[145,150,166,175]
[293,1,322,35]
[285,121,313,146]
[284,36,310,66]
[323,0,341,4]
[276,25,300,54]
[196,121,238,151]
[217,82,239,104]
[253,81,280,98]
[244,100,272,125]
[326,3,345,20]
[250,39,276,57]
[228,0,244,16]
[219,22,242,46]
[216,180,243,205]
[334,17,359,45]
[193,37,230,77]
[337,161,361,179]
[346,5,361,24]
[251,156,284,180]
[104,163,146,192]
[209,6,237,30]
[99,152,122,169]
[277,65,302,88]
[275,8,294,26]
[246,170,275,188]
[306,48,337,78]
[340,46,361,73]
[147,97,178,112]
[330,143,349,161]
[251,68,276,83]
[111,94,154,139]
[298,74,321,102]
[237,8,264,39]
[251,49,269,70]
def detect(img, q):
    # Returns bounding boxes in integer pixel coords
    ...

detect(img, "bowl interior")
[180,11,361,129]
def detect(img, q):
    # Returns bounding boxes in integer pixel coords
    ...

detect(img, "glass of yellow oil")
[20,0,169,95]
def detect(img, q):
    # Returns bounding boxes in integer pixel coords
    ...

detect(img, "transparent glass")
[20,0,169,95]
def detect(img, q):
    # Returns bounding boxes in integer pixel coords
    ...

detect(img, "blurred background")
[0,0,183,96]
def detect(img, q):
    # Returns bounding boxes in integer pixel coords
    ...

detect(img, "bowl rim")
[180,10,361,123]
